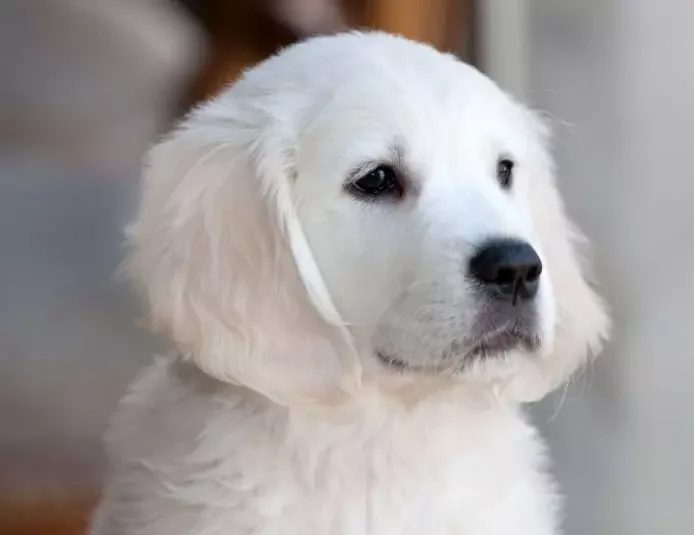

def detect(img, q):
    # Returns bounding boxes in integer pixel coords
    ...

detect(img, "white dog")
[91,32,609,535]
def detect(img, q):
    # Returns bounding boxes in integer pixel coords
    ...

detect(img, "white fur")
[91,32,609,535]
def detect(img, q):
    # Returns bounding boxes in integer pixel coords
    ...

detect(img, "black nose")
[469,239,542,303]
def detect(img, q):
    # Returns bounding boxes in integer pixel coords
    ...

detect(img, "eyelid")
[344,162,394,193]
[346,143,405,182]
[348,160,390,180]
[344,150,422,199]
[348,163,373,182]
[498,153,515,164]
[496,155,516,175]
[344,163,410,204]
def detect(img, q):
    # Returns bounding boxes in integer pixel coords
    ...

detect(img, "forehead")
[294,52,537,177]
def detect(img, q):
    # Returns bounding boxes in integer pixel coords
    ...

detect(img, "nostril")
[496,267,517,286]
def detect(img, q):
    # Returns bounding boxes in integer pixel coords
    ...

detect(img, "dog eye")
[496,159,514,189]
[349,165,403,200]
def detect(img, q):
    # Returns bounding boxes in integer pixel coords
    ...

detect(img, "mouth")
[376,324,541,371]
[466,325,541,359]
[375,352,410,369]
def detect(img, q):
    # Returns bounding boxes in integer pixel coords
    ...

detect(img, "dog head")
[124,32,609,405]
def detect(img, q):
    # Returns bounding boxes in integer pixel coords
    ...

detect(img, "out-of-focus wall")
[484,1,694,533]
[0,0,201,498]
[0,0,203,171]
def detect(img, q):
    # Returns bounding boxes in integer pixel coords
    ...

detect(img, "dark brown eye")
[496,158,515,189]
[349,165,403,200]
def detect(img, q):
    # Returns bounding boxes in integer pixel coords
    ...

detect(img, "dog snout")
[469,238,542,304]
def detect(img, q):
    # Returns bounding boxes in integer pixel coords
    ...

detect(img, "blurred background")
[0,0,692,534]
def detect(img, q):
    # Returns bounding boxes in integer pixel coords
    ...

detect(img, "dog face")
[294,60,551,376]
[125,32,608,404]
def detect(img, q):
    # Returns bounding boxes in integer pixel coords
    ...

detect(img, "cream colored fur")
[91,32,609,535]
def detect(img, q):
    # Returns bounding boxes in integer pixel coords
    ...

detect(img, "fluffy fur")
[91,32,609,535]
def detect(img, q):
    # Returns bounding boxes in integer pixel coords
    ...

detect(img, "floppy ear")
[507,114,610,402]
[122,93,358,406]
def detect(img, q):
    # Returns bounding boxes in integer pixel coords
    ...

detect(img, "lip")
[376,325,541,371]
[376,352,409,369]
[466,327,540,359]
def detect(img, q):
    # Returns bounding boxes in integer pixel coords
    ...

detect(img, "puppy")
[91,32,609,535]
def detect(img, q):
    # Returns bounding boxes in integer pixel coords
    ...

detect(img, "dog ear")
[508,114,610,402]
[121,92,359,406]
